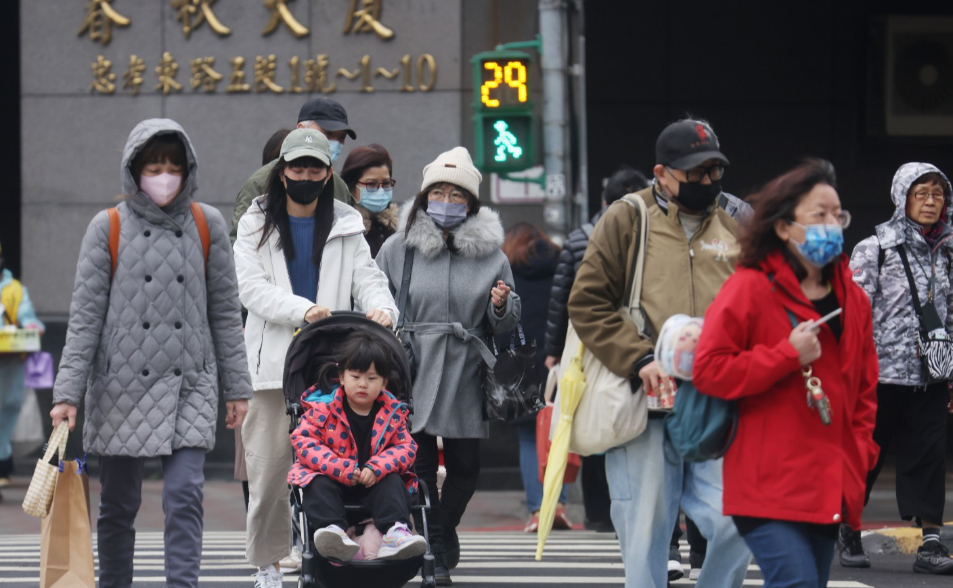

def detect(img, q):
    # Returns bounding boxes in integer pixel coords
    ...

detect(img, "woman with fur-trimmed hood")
[339,144,400,258]
[375,146,521,585]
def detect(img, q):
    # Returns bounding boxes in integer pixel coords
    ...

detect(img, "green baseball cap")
[280,128,331,166]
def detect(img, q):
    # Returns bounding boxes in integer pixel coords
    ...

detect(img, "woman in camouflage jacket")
[847,162,953,575]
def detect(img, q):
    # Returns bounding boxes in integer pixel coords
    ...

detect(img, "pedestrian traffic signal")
[471,50,534,173]
[477,114,532,172]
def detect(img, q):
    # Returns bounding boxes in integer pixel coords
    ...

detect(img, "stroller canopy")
[283,312,413,411]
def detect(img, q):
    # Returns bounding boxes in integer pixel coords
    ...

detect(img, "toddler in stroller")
[284,313,436,588]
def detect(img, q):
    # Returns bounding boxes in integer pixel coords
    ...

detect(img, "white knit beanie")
[420,147,483,198]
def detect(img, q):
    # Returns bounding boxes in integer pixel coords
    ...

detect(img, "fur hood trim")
[356,202,399,233]
[398,201,504,259]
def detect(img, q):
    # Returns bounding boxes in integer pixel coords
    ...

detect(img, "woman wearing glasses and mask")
[692,159,879,586]
[375,147,521,586]
[233,128,398,588]
[340,144,399,257]
[844,163,953,576]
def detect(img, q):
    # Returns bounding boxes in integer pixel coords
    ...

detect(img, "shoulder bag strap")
[895,245,925,321]
[107,207,121,282]
[190,202,211,276]
[620,194,649,310]
[395,247,415,332]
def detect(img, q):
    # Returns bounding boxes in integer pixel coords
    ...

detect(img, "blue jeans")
[517,420,567,513]
[0,357,26,461]
[605,419,750,588]
[742,521,835,588]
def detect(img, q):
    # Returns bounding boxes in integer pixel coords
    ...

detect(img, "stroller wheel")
[420,552,437,588]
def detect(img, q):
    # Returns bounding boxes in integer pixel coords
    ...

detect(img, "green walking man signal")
[493,120,523,162]
[471,49,535,173]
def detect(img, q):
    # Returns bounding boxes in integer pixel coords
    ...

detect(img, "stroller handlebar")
[298,310,376,331]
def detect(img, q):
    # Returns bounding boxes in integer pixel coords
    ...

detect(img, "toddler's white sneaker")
[378,522,428,560]
[313,524,360,561]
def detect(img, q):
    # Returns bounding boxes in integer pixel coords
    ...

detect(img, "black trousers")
[864,382,949,525]
[581,454,612,526]
[670,515,708,559]
[302,474,410,535]
[413,434,481,555]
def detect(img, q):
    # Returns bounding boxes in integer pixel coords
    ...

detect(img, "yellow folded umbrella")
[536,342,587,560]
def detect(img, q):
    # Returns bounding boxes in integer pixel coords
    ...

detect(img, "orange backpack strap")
[190,203,211,275]
[107,207,121,282]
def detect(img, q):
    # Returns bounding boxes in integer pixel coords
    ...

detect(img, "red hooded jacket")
[287,386,418,495]
[693,251,879,530]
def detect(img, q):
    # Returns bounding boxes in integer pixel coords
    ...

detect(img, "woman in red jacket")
[693,158,879,587]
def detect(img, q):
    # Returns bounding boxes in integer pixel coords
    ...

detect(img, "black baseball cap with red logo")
[656,120,729,170]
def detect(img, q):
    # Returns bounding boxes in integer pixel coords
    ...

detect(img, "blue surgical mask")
[427,200,468,229]
[790,223,843,267]
[359,187,393,214]
[328,140,342,163]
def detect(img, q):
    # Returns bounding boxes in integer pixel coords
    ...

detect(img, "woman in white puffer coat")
[233,128,397,587]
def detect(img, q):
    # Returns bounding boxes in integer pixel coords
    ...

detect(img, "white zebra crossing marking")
[0,532,876,587]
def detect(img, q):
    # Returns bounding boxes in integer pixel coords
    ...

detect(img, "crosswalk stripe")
[0,532,877,588]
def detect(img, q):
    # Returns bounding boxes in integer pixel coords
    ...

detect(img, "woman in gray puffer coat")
[847,162,953,575]
[51,119,253,588]
[376,147,520,585]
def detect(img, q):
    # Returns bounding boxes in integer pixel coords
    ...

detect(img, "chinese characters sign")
[78,0,395,44]
[79,0,438,96]
[89,52,437,95]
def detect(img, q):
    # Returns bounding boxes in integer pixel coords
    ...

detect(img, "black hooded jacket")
[509,240,561,366]
[543,209,606,357]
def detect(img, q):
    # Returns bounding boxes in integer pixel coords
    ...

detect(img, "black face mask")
[285,177,330,205]
[672,180,722,212]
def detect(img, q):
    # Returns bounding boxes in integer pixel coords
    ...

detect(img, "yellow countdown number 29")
[481,61,528,108]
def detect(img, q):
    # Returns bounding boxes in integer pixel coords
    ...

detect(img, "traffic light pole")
[539,0,570,239]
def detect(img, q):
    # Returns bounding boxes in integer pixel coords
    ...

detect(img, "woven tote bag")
[22,422,69,518]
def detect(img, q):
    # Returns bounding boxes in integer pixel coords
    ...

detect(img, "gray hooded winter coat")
[376,204,521,438]
[849,162,953,386]
[53,119,253,456]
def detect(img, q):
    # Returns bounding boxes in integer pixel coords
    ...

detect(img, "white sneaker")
[278,545,302,573]
[690,567,701,581]
[253,566,283,588]
[667,558,684,581]
[313,524,360,561]
[378,522,428,560]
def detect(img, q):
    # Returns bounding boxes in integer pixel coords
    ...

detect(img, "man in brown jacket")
[567,119,751,588]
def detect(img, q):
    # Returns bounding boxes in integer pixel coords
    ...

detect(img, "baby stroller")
[283,311,437,588]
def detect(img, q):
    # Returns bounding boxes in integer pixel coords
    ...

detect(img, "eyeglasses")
[669,164,726,183]
[428,188,468,204]
[799,210,852,229]
[912,191,945,202]
[357,179,396,192]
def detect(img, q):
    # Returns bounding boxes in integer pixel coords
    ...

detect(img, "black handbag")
[896,245,953,382]
[395,247,417,382]
[483,323,545,421]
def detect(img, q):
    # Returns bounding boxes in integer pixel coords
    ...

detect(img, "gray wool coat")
[376,203,521,438]
[53,118,253,457]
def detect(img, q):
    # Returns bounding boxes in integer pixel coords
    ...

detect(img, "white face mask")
[140,172,182,207]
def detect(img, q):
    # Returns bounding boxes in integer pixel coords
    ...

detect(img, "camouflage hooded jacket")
[849,162,953,386]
